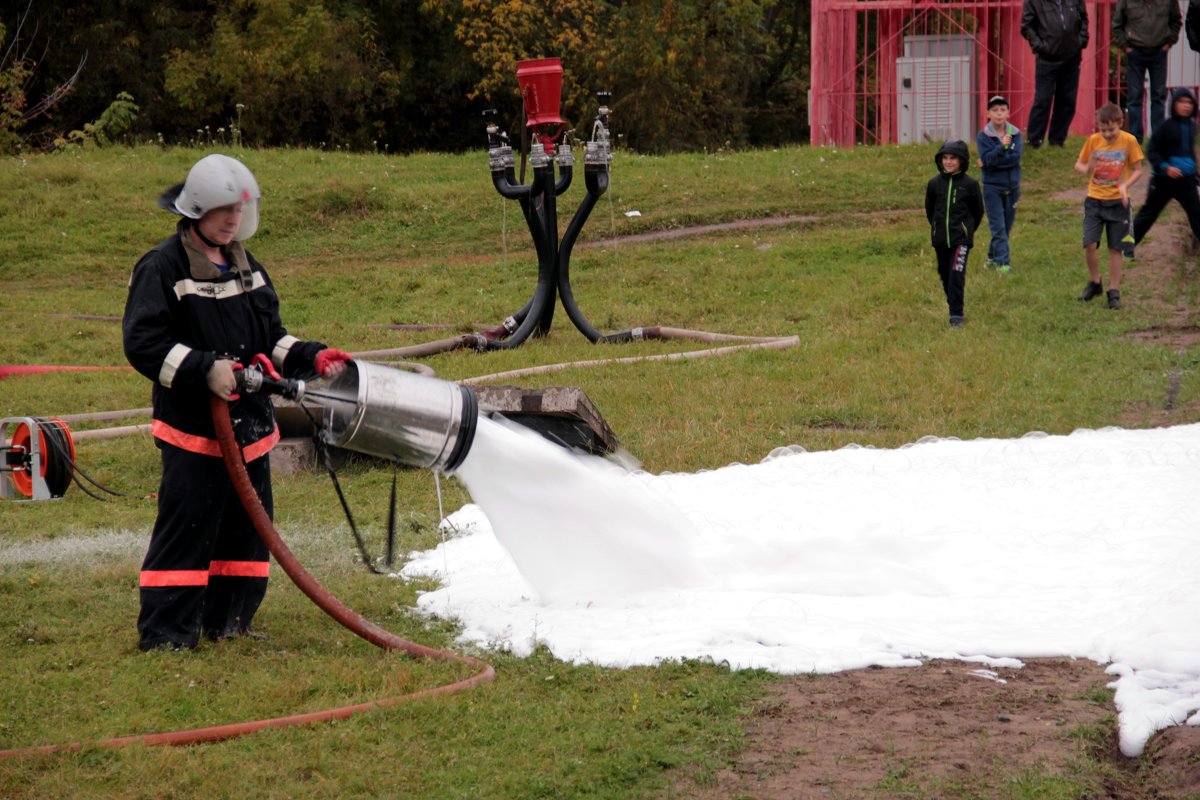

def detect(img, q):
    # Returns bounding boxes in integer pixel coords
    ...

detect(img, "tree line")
[0,0,810,155]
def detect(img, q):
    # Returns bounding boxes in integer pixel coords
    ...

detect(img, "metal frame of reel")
[1,416,59,501]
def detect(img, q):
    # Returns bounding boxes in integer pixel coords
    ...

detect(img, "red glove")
[314,348,353,378]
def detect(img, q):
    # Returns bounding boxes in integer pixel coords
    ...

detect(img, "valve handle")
[250,353,282,380]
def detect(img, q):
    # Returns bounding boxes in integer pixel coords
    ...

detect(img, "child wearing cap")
[976,95,1023,275]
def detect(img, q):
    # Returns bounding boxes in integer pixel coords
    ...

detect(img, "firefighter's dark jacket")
[924,140,985,250]
[123,220,326,460]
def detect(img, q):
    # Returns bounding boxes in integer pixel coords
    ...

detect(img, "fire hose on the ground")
[0,391,493,759]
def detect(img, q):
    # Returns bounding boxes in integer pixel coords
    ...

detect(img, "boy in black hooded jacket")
[1132,87,1200,247]
[925,140,985,327]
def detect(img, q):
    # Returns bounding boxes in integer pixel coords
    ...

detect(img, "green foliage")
[4,1,810,153]
[0,21,33,154]
[163,0,401,149]
[57,91,140,148]
[602,0,769,152]
[428,0,810,153]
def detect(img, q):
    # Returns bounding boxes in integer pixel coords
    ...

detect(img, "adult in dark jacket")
[925,140,985,327]
[1020,0,1090,148]
[1133,88,1200,245]
[123,153,353,652]
[1189,0,1200,53]
[1112,0,1183,143]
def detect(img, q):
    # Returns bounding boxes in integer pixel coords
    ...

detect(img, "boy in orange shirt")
[1073,103,1144,309]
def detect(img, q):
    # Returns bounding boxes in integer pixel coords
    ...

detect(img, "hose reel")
[1,417,75,500]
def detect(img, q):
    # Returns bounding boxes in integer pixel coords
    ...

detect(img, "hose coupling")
[555,142,574,168]
[489,144,515,172]
[585,140,611,166]
[528,141,552,170]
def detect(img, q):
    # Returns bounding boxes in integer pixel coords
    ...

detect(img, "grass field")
[1,140,1197,798]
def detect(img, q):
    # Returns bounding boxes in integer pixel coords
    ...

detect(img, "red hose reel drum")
[4,417,74,498]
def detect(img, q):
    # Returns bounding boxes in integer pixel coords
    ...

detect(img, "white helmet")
[173,154,261,241]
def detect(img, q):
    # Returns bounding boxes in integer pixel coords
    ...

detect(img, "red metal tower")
[809,0,1120,146]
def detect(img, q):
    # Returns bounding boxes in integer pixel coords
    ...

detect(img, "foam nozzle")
[319,361,478,472]
[237,364,306,401]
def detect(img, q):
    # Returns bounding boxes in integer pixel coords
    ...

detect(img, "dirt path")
[678,658,1200,799]
[668,201,1200,799]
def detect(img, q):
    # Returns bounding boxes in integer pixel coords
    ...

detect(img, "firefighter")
[123,154,352,651]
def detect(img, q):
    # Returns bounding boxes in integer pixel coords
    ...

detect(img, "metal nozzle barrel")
[318,361,478,472]
[237,365,306,401]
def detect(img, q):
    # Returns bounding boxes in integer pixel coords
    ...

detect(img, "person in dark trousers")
[123,153,353,652]
[925,140,985,327]
[976,95,1024,274]
[1112,0,1183,143]
[1020,0,1089,148]
[1133,88,1200,247]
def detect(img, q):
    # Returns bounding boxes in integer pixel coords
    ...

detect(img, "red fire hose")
[0,397,493,759]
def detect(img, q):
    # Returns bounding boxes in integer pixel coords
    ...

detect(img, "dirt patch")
[1145,726,1200,799]
[1116,201,1200,429]
[678,658,1198,799]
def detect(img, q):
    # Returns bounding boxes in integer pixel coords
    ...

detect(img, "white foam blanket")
[403,418,1200,757]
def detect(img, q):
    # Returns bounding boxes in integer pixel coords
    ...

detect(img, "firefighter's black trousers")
[138,443,272,651]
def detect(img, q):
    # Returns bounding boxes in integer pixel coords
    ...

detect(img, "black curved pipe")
[554,163,573,196]
[485,168,544,341]
[491,167,537,200]
[536,162,561,335]
[556,177,604,342]
[557,164,637,343]
[485,163,559,350]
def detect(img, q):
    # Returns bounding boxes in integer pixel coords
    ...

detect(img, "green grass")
[1,141,1196,797]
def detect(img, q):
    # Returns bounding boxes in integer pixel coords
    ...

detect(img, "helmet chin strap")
[189,220,226,251]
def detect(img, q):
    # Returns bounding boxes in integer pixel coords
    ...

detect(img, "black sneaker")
[1107,289,1121,309]
[1078,282,1104,301]
[949,316,965,328]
